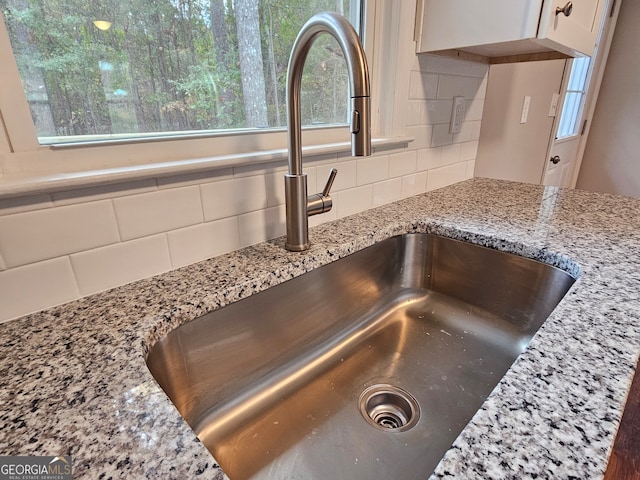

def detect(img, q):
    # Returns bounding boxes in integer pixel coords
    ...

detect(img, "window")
[556,56,591,139]
[0,0,361,146]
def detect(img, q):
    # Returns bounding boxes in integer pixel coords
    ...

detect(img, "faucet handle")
[322,168,338,197]
[307,168,338,217]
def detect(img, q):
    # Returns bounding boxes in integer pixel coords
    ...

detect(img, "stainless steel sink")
[146,233,576,479]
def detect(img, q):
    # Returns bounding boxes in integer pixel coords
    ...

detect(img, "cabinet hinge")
[610,0,617,17]
[581,119,588,135]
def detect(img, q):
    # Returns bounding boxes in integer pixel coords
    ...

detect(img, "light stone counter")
[1,178,639,478]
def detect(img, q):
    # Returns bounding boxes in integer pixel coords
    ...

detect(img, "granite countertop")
[1,178,639,479]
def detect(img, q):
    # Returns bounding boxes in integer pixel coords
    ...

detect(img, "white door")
[543,56,589,187]
[545,135,581,187]
[542,0,621,188]
[475,59,566,185]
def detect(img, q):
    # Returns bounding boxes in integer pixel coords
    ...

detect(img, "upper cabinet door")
[537,0,606,56]
[416,0,543,54]
[416,0,611,60]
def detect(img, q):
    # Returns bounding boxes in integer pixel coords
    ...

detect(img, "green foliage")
[2,0,358,138]
[172,62,243,128]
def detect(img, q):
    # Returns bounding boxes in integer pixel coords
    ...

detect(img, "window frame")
[555,56,592,140]
[0,1,401,197]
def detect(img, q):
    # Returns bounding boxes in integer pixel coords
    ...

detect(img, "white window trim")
[555,57,592,141]
[0,136,409,198]
[0,1,409,199]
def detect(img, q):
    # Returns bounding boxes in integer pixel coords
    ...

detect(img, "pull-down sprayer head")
[286,12,371,176]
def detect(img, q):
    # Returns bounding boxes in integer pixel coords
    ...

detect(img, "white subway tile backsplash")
[167,217,240,268]
[471,121,482,141]
[357,155,389,185]
[305,152,340,167]
[437,75,483,100]
[401,172,429,199]
[52,179,157,206]
[0,257,79,323]
[478,75,489,99]
[465,159,476,178]
[372,178,403,207]
[452,122,475,144]
[389,151,417,178]
[238,205,286,248]
[0,193,53,216]
[336,185,372,218]
[427,162,469,191]
[0,200,119,268]
[316,161,356,192]
[308,206,337,228]
[265,172,285,208]
[113,186,203,241]
[441,143,462,166]
[408,71,438,100]
[426,100,454,125]
[306,168,319,200]
[408,100,454,127]
[431,124,453,147]
[70,234,171,296]
[406,100,423,126]
[405,125,433,150]
[201,175,267,221]
[460,141,479,161]
[417,147,441,171]
[465,99,485,121]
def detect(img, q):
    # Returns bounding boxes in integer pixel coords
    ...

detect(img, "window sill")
[0,136,412,199]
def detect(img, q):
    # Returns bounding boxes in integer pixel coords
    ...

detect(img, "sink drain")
[358,384,420,432]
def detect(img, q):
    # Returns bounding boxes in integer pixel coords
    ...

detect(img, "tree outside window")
[0,0,358,144]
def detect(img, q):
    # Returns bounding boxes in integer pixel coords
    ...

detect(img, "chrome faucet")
[284,12,371,251]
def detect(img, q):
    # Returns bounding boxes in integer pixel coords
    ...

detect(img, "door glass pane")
[558,92,581,137]
[567,56,590,91]
[0,0,360,144]
[557,57,591,138]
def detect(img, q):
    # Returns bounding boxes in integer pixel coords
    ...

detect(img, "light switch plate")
[520,96,531,124]
[549,93,560,117]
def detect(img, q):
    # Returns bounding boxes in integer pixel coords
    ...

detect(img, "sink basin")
[146,233,576,479]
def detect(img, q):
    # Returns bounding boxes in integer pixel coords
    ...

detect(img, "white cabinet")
[416,0,609,60]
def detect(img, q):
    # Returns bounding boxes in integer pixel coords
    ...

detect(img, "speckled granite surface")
[1,178,639,479]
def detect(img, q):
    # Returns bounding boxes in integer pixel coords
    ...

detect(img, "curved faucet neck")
[286,12,371,176]
[284,12,371,252]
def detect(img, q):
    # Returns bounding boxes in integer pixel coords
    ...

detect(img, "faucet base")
[284,174,310,251]
[284,241,310,252]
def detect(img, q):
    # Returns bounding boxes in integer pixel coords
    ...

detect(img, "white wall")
[475,59,565,184]
[576,0,640,198]
[0,8,488,323]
